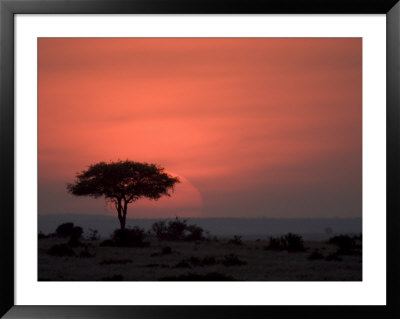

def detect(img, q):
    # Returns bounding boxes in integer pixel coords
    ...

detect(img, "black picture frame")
[1,0,399,318]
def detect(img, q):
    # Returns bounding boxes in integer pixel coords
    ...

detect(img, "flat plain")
[38,235,362,281]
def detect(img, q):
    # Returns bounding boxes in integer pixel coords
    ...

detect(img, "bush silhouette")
[38,231,49,239]
[266,233,305,252]
[185,224,205,241]
[328,235,356,255]
[56,223,83,238]
[152,217,205,241]
[48,244,74,257]
[86,228,99,241]
[282,233,305,252]
[111,227,147,247]
[165,218,187,241]
[68,235,83,247]
[265,237,283,250]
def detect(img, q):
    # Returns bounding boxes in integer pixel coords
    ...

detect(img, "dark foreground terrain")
[38,233,362,281]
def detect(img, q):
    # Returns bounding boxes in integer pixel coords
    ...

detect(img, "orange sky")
[38,38,362,218]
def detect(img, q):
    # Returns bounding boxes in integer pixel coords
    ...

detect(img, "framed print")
[1,0,400,318]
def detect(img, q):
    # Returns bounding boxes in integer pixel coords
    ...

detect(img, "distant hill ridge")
[38,213,362,240]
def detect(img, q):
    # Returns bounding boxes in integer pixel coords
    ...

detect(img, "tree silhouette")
[66,160,180,230]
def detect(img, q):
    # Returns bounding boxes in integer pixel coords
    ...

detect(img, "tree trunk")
[119,215,126,230]
[116,198,126,231]
[121,199,128,230]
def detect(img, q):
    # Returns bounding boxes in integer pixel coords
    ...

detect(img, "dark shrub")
[185,224,205,241]
[56,222,83,238]
[151,221,168,239]
[282,233,305,252]
[229,235,243,245]
[48,244,74,257]
[68,235,83,247]
[152,217,206,241]
[111,227,146,247]
[265,233,305,252]
[86,228,99,241]
[159,272,235,281]
[308,249,324,260]
[222,254,247,266]
[38,232,48,239]
[166,218,188,241]
[328,235,356,254]
[266,237,283,250]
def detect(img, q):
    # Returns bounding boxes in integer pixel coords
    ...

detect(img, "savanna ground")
[38,227,362,281]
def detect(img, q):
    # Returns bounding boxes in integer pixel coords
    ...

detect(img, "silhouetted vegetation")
[185,224,205,241]
[328,235,357,255]
[48,243,74,257]
[38,231,49,239]
[265,237,282,250]
[151,217,205,241]
[39,224,362,281]
[55,222,83,238]
[99,227,148,247]
[68,235,83,247]
[86,228,99,241]
[111,227,148,247]
[67,160,180,230]
[265,233,306,252]
[159,272,236,281]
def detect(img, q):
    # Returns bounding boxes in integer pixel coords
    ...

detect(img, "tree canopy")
[66,160,180,230]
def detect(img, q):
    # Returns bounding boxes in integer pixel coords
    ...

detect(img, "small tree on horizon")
[66,160,180,230]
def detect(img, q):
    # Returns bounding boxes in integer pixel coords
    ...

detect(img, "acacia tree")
[66,160,180,230]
